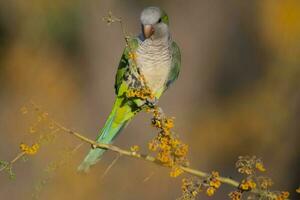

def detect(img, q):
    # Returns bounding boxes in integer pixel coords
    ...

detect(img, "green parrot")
[78,6,181,172]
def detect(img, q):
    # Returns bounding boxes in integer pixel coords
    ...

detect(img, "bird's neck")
[138,34,172,52]
[151,34,171,45]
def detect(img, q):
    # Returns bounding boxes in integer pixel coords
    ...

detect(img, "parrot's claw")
[146,97,158,107]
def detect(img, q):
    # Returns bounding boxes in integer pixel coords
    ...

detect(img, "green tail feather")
[77,99,136,173]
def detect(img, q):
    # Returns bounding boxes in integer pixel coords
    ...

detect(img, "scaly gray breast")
[136,39,172,93]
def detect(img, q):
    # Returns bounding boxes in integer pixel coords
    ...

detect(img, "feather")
[77,98,136,172]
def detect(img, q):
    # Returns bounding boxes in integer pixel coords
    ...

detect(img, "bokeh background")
[0,0,299,199]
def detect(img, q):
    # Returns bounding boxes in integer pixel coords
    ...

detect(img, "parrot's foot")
[146,97,158,107]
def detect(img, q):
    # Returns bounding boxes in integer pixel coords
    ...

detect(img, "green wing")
[166,41,181,89]
[114,37,139,95]
[78,38,141,172]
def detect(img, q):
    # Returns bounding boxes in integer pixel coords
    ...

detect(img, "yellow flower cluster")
[233,157,288,200]
[180,172,222,200]
[126,87,154,101]
[148,106,189,177]
[206,171,221,196]
[151,128,188,166]
[19,143,40,155]
[239,179,256,191]
[257,176,273,189]
[181,178,191,191]
[181,178,202,200]
[209,171,221,187]
[275,191,289,200]
[236,156,266,175]
[228,191,242,200]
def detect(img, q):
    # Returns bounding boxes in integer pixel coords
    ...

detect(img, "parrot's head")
[140,7,170,40]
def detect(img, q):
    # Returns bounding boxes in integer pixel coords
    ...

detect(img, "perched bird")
[78,6,181,172]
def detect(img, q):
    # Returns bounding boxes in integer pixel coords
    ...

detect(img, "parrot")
[78,6,181,172]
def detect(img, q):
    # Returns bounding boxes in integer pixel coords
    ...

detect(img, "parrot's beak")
[142,24,154,38]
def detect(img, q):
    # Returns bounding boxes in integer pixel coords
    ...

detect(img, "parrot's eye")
[158,18,162,23]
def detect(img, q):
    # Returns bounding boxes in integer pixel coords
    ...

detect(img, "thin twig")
[0,152,26,172]
[101,153,121,179]
[142,172,155,183]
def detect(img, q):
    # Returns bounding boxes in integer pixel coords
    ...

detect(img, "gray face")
[140,7,169,40]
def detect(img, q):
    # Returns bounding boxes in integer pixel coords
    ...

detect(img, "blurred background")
[0,0,299,199]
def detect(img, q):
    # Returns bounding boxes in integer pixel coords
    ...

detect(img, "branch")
[53,122,278,199]
[0,102,289,199]
[1,103,278,200]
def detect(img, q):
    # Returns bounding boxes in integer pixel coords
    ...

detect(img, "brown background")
[0,0,299,199]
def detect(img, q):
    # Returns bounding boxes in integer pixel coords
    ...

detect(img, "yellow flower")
[20,143,40,155]
[256,162,266,172]
[128,52,137,61]
[296,187,300,193]
[248,180,256,189]
[181,178,191,191]
[152,118,162,128]
[170,139,180,147]
[209,171,221,189]
[160,137,169,146]
[239,179,256,191]
[175,144,188,157]
[164,118,174,130]
[191,190,198,197]
[238,168,253,175]
[152,108,160,117]
[148,141,158,151]
[20,143,27,151]
[275,191,290,200]
[162,128,171,135]
[170,166,183,177]
[157,152,170,163]
[229,191,242,200]
[206,187,215,196]
[240,184,248,191]
[259,177,273,189]
[211,171,220,178]
[159,142,171,151]
[209,179,221,189]
[130,145,140,152]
